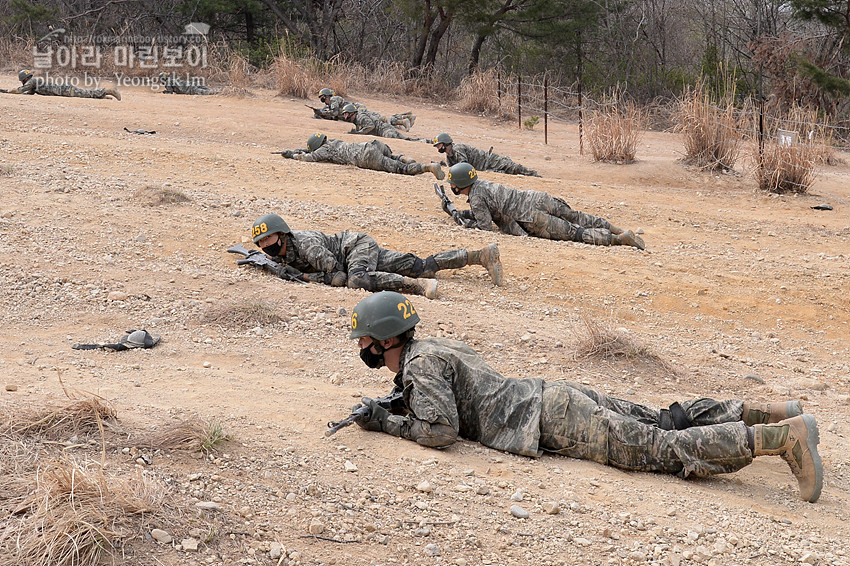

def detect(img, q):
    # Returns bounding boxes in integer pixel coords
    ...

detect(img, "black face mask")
[359,345,385,369]
[437,146,446,153]
[450,185,462,195]
[262,238,283,257]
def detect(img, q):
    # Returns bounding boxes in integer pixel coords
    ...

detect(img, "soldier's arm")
[292,147,327,162]
[466,193,499,232]
[367,356,459,448]
[2,85,27,94]
[295,233,344,273]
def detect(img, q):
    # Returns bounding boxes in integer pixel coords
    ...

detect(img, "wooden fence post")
[578,80,583,156]
[544,75,549,145]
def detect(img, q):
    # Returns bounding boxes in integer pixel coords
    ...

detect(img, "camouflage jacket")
[293,139,377,166]
[162,76,214,95]
[446,143,496,170]
[465,179,546,235]
[319,96,365,119]
[349,109,390,135]
[393,337,543,457]
[271,230,369,273]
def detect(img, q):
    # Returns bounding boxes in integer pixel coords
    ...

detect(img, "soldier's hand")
[441,200,452,215]
[0,89,6,93]
[328,271,347,287]
[280,150,294,159]
[276,264,304,280]
[354,397,390,432]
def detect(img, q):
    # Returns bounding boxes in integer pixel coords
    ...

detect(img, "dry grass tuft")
[677,81,741,171]
[754,106,821,194]
[146,416,230,453]
[457,69,501,115]
[134,185,192,206]
[0,164,14,176]
[8,397,117,441]
[585,99,645,163]
[0,456,165,566]
[570,314,674,372]
[201,300,285,329]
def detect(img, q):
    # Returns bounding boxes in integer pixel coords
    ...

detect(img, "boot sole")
[485,244,504,286]
[800,414,823,503]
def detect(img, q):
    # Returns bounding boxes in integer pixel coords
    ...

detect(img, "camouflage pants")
[520,195,616,245]
[375,122,407,139]
[378,249,469,278]
[356,140,423,175]
[345,238,469,291]
[484,154,538,176]
[539,382,752,478]
[36,83,107,98]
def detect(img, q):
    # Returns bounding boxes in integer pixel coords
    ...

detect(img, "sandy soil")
[1,74,849,566]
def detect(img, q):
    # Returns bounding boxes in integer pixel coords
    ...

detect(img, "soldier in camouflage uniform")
[346,291,824,503]
[277,133,445,180]
[446,163,645,249]
[1,69,121,100]
[248,214,504,298]
[433,133,539,177]
[341,103,421,141]
[315,88,415,131]
[158,72,218,95]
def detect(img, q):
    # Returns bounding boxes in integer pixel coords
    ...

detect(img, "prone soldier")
[433,133,539,177]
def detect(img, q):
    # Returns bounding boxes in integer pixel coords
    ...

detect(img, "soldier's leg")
[489,155,539,177]
[377,123,406,139]
[548,196,617,231]
[526,211,614,245]
[539,382,753,477]
[376,248,428,277]
[344,235,381,291]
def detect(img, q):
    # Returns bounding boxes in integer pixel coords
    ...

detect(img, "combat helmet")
[342,102,358,114]
[307,132,327,151]
[318,87,334,98]
[433,133,453,146]
[18,69,33,83]
[349,291,419,341]
[252,214,291,243]
[447,162,477,189]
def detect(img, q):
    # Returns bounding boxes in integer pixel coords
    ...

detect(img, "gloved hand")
[354,397,390,432]
[327,271,347,287]
[265,263,303,280]
[281,150,294,159]
[441,200,451,215]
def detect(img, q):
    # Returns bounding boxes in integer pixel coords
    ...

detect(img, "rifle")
[270,149,306,157]
[227,245,307,285]
[306,104,336,120]
[325,390,405,437]
[434,183,471,227]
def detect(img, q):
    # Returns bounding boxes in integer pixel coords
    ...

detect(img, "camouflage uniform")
[463,179,619,245]
[272,230,472,292]
[349,109,413,140]
[317,96,365,120]
[317,97,413,130]
[162,76,217,95]
[381,337,753,477]
[293,138,430,176]
[448,143,539,177]
[3,76,110,98]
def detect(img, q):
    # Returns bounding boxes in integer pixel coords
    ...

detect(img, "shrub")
[585,99,644,163]
[457,68,501,115]
[677,80,741,171]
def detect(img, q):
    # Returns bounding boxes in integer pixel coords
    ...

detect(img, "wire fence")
[497,73,850,192]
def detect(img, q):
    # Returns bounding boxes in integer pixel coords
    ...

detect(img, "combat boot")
[753,415,823,502]
[401,277,438,299]
[612,230,645,250]
[742,400,803,425]
[468,244,504,286]
[400,118,411,131]
[104,87,122,101]
[407,114,416,128]
[424,162,445,180]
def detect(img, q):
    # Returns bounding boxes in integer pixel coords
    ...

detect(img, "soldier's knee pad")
[347,270,376,291]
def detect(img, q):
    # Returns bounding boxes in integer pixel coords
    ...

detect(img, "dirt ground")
[1,73,849,566]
